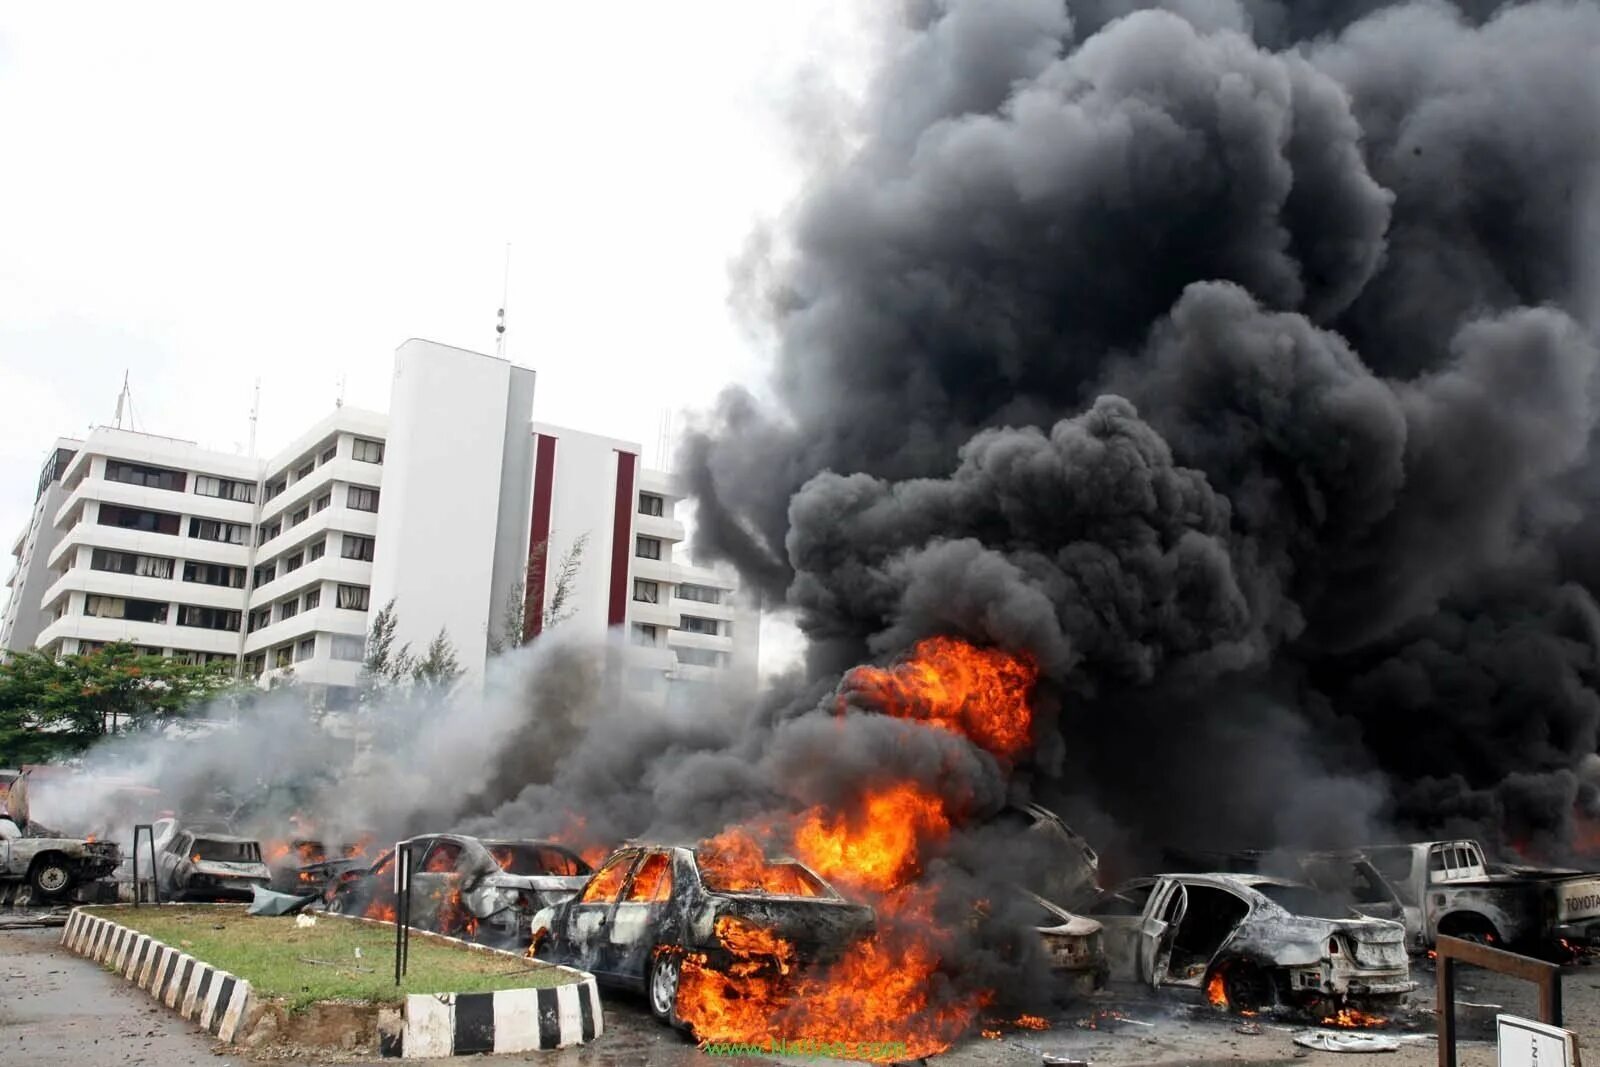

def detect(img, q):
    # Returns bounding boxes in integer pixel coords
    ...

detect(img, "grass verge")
[90,904,577,1011]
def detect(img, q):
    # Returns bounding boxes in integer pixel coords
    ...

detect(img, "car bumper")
[1554,919,1600,944]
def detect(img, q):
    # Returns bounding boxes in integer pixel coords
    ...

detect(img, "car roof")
[1161,872,1309,891]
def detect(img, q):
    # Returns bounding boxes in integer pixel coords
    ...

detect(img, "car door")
[159,831,192,892]
[410,838,463,932]
[603,849,677,983]
[560,849,641,977]
[1136,877,1188,988]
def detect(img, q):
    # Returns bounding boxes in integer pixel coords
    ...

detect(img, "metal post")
[131,823,159,906]
[394,841,412,985]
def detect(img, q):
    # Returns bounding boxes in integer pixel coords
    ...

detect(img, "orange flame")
[841,636,1036,761]
[1206,970,1229,1009]
[546,811,612,869]
[672,636,1037,1060]
[1321,1007,1389,1029]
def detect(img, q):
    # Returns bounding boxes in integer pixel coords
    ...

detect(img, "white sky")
[0,1,875,672]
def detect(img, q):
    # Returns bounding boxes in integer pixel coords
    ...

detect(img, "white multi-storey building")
[2,339,760,706]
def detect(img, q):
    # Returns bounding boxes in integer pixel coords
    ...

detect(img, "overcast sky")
[0,1,872,669]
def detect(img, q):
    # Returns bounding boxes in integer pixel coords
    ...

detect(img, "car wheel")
[1221,961,1278,1012]
[327,893,349,915]
[648,949,682,1024]
[30,857,73,898]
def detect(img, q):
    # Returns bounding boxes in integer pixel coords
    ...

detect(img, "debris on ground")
[1292,1030,1402,1053]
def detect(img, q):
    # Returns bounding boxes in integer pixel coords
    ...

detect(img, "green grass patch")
[89,904,577,1012]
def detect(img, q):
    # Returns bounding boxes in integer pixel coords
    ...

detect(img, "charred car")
[154,823,271,901]
[1086,874,1413,1012]
[1365,839,1600,951]
[326,834,591,948]
[998,803,1101,906]
[1020,888,1109,995]
[0,816,121,900]
[529,842,876,1025]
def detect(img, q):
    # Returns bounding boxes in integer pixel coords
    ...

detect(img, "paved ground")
[6,921,1592,1067]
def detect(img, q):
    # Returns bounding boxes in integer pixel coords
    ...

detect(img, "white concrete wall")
[371,340,534,679]
[2,440,80,653]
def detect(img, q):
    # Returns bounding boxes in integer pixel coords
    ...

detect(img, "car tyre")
[648,948,683,1026]
[29,856,73,899]
[1221,960,1278,1013]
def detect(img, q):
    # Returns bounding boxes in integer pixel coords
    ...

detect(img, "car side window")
[579,851,637,904]
[1429,847,1447,874]
[536,847,583,876]
[421,840,462,873]
[623,852,673,903]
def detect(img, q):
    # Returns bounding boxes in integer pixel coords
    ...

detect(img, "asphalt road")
[3,922,1585,1067]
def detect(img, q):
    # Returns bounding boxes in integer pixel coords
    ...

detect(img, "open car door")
[1136,878,1187,989]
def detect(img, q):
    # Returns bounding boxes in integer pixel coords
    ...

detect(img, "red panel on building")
[523,433,557,641]
[608,450,638,627]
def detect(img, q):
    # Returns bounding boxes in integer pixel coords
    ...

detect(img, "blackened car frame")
[528,844,876,1026]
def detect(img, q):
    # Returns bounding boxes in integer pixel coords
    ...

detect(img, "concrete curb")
[61,907,252,1041]
[60,906,605,1057]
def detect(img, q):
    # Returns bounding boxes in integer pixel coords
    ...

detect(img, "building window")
[245,655,265,677]
[194,475,255,503]
[337,584,370,611]
[84,595,168,624]
[635,536,661,560]
[633,579,659,604]
[676,647,729,668]
[258,521,281,545]
[279,598,299,621]
[353,438,384,464]
[265,478,286,501]
[104,460,186,493]
[304,588,321,610]
[182,561,246,588]
[676,583,722,605]
[341,534,375,562]
[294,459,315,481]
[97,504,181,536]
[319,444,337,464]
[253,563,276,587]
[274,645,293,669]
[347,486,379,512]
[91,549,175,580]
[290,505,310,527]
[631,623,659,647]
[189,518,249,544]
[296,637,316,662]
[285,551,304,573]
[331,634,365,661]
[307,538,326,562]
[679,615,720,636]
[638,493,665,517]
[313,492,331,513]
[248,608,271,633]
[176,605,241,631]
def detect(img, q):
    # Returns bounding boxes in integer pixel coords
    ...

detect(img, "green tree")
[412,628,464,693]
[360,598,414,703]
[490,533,589,654]
[0,643,236,764]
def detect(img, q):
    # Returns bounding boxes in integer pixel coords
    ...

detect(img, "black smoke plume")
[684,0,1600,861]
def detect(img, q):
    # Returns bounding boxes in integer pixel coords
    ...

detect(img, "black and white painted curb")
[61,908,252,1042]
[388,982,605,1057]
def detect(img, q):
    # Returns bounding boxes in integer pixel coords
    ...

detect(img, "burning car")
[326,834,591,948]
[1023,889,1109,994]
[1085,874,1413,1013]
[528,841,876,1025]
[998,802,1101,906]
[0,771,121,900]
[153,823,272,901]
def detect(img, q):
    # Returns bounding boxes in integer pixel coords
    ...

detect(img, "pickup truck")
[1363,839,1600,951]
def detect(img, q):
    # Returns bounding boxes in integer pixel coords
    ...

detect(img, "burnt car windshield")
[488,844,592,877]
[1257,884,1357,919]
[193,839,260,863]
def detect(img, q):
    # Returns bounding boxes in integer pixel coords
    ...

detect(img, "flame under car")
[326,834,592,949]
[1085,873,1414,1012]
[529,844,876,1026]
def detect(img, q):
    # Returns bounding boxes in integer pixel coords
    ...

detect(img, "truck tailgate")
[1556,877,1600,922]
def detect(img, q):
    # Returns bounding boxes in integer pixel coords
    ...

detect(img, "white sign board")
[1497,1014,1580,1067]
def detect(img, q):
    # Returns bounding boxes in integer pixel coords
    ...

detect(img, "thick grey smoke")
[685,0,1600,859]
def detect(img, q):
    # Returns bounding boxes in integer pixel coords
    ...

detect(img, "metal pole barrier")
[1435,934,1563,1067]
[131,823,159,906]
[394,841,412,985]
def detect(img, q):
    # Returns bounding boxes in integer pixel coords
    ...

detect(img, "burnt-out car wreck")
[1087,873,1414,1014]
[529,841,876,1025]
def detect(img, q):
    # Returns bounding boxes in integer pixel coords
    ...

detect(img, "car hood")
[484,873,590,894]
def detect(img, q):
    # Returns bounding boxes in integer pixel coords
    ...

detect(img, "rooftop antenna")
[113,370,136,431]
[654,408,674,471]
[335,373,346,409]
[496,242,511,359]
[248,378,261,458]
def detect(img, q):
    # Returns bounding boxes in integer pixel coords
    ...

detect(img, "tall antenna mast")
[335,373,346,409]
[496,242,511,358]
[113,370,130,429]
[248,378,261,458]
